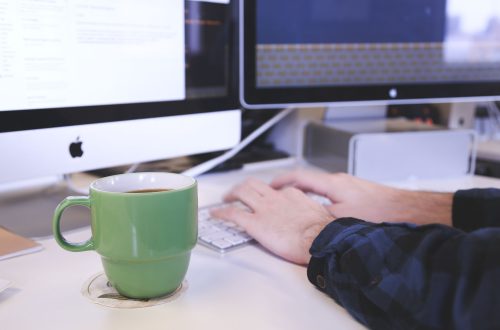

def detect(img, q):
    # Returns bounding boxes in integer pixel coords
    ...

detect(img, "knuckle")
[282,186,301,195]
[224,207,240,219]
[331,172,349,181]
[215,206,240,221]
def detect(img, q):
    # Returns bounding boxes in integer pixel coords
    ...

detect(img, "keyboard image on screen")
[198,193,332,253]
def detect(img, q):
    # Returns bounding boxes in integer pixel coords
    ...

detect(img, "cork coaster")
[81,273,187,309]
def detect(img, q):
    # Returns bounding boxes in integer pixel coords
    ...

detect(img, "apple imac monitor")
[240,0,500,109]
[0,0,240,185]
[0,0,240,235]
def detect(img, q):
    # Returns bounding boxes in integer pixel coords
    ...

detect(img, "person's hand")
[271,170,453,226]
[211,178,334,265]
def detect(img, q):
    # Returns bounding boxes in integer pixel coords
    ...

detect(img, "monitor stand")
[0,177,91,239]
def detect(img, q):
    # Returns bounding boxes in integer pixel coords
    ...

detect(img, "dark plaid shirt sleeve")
[307,188,500,330]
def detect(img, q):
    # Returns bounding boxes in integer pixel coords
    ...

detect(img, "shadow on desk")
[0,287,21,304]
[0,183,91,238]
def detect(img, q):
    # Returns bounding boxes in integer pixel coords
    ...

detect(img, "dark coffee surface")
[126,189,172,194]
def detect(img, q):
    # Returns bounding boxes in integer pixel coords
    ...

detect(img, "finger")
[281,186,325,207]
[210,206,256,234]
[244,178,276,197]
[223,182,264,211]
[223,178,277,210]
[272,170,331,196]
[280,186,305,199]
[270,170,302,189]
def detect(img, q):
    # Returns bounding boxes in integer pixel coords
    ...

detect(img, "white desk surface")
[2,160,500,330]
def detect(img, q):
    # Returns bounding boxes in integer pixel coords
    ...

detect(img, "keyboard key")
[200,231,230,243]
[211,239,233,250]
[225,235,247,245]
[198,203,254,253]
[198,227,220,237]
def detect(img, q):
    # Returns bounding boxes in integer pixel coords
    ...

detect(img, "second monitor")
[240,0,500,109]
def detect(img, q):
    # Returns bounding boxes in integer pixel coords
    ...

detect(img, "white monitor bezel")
[0,110,241,184]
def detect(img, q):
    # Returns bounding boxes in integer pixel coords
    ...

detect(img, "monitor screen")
[0,0,241,184]
[241,0,500,108]
[1,0,185,111]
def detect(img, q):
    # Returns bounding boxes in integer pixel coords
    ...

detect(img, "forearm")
[387,187,500,231]
[392,189,453,226]
[308,218,500,329]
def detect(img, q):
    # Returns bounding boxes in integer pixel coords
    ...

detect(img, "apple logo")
[69,137,84,158]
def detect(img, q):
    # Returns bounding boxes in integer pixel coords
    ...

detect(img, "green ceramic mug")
[52,172,198,299]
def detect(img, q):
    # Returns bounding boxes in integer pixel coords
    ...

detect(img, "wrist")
[302,219,333,264]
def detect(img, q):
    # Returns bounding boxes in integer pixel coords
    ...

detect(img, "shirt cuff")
[453,189,500,232]
[307,218,367,292]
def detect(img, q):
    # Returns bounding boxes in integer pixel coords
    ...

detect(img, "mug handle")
[52,196,94,252]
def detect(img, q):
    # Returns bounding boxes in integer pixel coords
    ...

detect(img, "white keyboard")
[198,203,254,253]
[198,193,332,253]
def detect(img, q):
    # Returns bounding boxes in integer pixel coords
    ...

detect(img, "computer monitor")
[0,0,240,186]
[0,0,241,236]
[240,0,500,109]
